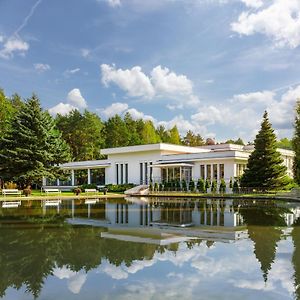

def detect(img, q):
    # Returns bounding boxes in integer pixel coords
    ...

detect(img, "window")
[206,165,211,180]
[120,164,124,184]
[213,164,218,180]
[200,165,205,179]
[219,164,224,179]
[144,162,148,184]
[140,163,143,184]
[149,162,153,182]
[125,163,128,184]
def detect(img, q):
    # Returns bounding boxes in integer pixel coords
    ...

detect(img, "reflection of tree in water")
[292,220,300,300]
[238,203,288,282]
[0,221,180,298]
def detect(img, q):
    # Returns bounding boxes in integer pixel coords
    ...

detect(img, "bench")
[2,189,22,196]
[84,189,98,194]
[43,188,61,195]
[44,200,62,207]
[2,201,21,208]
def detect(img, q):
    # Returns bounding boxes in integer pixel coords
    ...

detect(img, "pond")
[0,197,300,300]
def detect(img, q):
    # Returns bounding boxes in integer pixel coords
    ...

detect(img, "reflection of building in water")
[284,208,300,226]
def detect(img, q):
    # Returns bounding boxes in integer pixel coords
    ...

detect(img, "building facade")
[42,143,294,189]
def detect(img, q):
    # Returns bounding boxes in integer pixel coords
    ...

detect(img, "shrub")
[176,180,181,191]
[154,182,159,192]
[197,179,205,193]
[149,182,153,192]
[73,187,82,195]
[4,181,17,189]
[205,179,211,192]
[233,180,239,193]
[23,186,32,197]
[189,180,195,192]
[181,180,187,192]
[211,180,217,193]
[106,183,135,193]
[81,183,97,190]
[219,179,226,193]
[229,177,233,189]
[159,183,163,192]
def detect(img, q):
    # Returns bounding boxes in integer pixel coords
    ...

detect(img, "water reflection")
[0,197,300,299]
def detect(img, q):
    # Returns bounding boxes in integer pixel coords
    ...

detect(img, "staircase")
[125,185,149,196]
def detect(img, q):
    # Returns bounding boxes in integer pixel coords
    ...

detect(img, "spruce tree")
[241,111,287,190]
[292,100,300,184]
[0,95,70,186]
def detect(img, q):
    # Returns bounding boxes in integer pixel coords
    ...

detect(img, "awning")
[152,163,194,168]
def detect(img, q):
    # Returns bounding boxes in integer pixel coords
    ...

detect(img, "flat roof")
[60,160,110,170]
[101,143,208,155]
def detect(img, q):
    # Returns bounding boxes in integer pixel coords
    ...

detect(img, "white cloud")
[99,102,129,118]
[107,0,121,7]
[81,48,90,58]
[34,63,51,73]
[67,88,87,109]
[48,103,77,116]
[101,64,155,98]
[126,108,156,123]
[231,0,300,48]
[241,0,263,8]
[0,36,29,59]
[100,64,200,108]
[232,91,275,105]
[64,68,80,77]
[48,88,87,116]
[0,36,4,43]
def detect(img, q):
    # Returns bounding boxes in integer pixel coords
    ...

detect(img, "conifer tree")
[292,100,300,184]
[241,111,287,190]
[0,95,70,186]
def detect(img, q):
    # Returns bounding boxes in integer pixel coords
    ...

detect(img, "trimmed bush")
[233,180,239,193]
[205,179,211,192]
[211,180,217,193]
[106,183,135,193]
[181,180,187,192]
[189,180,195,192]
[197,178,206,193]
[219,179,226,193]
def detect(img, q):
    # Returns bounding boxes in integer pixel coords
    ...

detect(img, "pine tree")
[241,111,287,190]
[292,100,300,184]
[0,95,70,186]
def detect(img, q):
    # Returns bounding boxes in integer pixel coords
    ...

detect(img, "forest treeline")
[0,89,292,162]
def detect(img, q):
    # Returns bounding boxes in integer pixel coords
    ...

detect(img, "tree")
[219,179,226,193]
[0,89,15,138]
[156,125,168,143]
[140,120,160,144]
[0,95,71,186]
[211,180,217,193]
[225,138,244,145]
[292,100,300,184]
[277,137,292,150]
[104,115,130,148]
[168,126,181,145]
[241,111,287,190]
[124,112,142,145]
[183,130,205,146]
[197,178,205,193]
[56,110,105,160]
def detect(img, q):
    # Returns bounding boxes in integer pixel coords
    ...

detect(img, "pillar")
[71,170,75,186]
[87,169,91,184]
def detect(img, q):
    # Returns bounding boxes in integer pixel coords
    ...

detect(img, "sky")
[0,0,300,142]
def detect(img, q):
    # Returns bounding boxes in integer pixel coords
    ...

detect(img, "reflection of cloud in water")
[53,266,87,294]
[97,238,295,300]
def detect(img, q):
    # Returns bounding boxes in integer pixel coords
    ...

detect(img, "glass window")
[120,164,124,184]
[200,165,205,179]
[116,164,119,184]
[91,168,105,185]
[213,164,218,180]
[125,164,128,184]
[219,164,224,179]
[140,163,143,184]
[149,162,152,182]
[144,162,148,184]
[206,165,211,180]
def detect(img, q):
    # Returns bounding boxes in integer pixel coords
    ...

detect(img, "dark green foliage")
[154,182,159,192]
[277,138,292,150]
[159,183,163,192]
[81,183,97,190]
[197,178,205,193]
[225,138,244,145]
[106,183,135,192]
[211,180,217,193]
[205,179,211,192]
[233,180,239,193]
[293,100,300,184]
[176,180,181,191]
[241,111,287,190]
[0,95,71,186]
[219,179,226,193]
[189,180,195,192]
[183,130,205,146]
[149,182,153,192]
[181,180,187,191]
[229,177,233,189]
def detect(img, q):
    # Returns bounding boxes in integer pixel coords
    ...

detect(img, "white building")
[43,143,294,189]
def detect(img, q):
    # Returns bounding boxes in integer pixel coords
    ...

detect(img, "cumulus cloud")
[48,103,77,116]
[100,64,200,108]
[231,0,300,48]
[67,88,87,109]
[99,102,129,118]
[34,63,51,73]
[107,0,121,7]
[48,88,87,116]
[0,36,29,59]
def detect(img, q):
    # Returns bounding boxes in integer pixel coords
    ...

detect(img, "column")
[87,169,91,184]
[57,179,60,186]
[71,170,75,186]
[217,164,220,182]
[204,164,207,180]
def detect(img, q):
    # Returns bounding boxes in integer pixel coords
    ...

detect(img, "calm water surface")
[0,197,300,300]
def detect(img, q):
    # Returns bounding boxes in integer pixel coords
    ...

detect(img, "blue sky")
[0,0,299,142]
